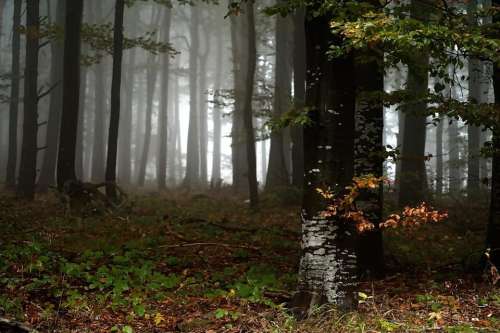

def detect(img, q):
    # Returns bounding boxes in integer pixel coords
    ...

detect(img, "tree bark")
[448,117,461,193]
[436,116,444,194]
[105,0,125,198]
[75,63,87,180]
[56,0,83,189]
[243,0,258,208]
[486,0,500,268]
[292,11,357,316]
[158,7,172,190]
[266,4,292,189]
[398,0,430,206]
[210,28,223,188]
[184,6,200,188]
[198,25,210,187]
[17,0,40,199]
[291,7,305,189]
[5,0,22,189]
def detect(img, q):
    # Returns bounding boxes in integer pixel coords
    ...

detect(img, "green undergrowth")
[0,189,498,332]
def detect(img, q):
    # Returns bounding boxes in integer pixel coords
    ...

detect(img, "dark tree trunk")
[158,7,172,190]
[448,118,461,193]
[211,29,223,188]
[105,0,125,198]
[184,6,200,188]
[5,0,22,189]
[291,7,305,189]
[243,0,258,208]
[398,0,430,206]
[75,64,87,180]
[39,0,65,191]
[436,116,444,194]
[56,0,83,189]
[486,0,500,268]
[354,50,385,278]
[266,5,292,189]
[17,0,40,199]
[199,27,210,187]
[291,12,357,316]
[230,5,248,193]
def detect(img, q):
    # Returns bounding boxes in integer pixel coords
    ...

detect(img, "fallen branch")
[0,317,38,333]
[158,242,260,252]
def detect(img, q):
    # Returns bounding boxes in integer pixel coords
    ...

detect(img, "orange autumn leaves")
[316,175,448,233]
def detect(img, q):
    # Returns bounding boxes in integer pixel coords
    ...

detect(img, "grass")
[0,188,498,332]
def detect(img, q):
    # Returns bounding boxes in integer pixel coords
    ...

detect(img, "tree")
[291,7,305,188]
[184,6,201,188]
[242,0,258,208]
[292,10,358,315]
[105,0,125,198]
[266,4,292,189]
[158,6,172,190]
[486,0,500,268]
[210,26,224,188]
[39,0,65,191]
[57,0,84,189]
[5,0,22,189]
[17,0,40,199]
[398,0,430,206]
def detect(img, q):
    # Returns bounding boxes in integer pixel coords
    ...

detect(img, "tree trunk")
[184,6,200,188]
[118,47,136,185]
[243,0,258,208]
[291,12,357,316]
[105,0,125,198]
[436,116,444,194]
[291,7,305,188]
[230,5,248,192]
[5,0,22,189]
[398,0,430,206]
[448,118,461,193]
[266,5,292,189]
[56,0,83,189]
[198,26,210,187]
[354,50,385,278]
[75,63,87,180]
[38,0,65,191]
[158,7,172,190]
[211,29,223,188]
[486,0,500,268]
[17,0,40,199]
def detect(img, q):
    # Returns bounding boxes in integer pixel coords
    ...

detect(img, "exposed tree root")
[0,317,38,333]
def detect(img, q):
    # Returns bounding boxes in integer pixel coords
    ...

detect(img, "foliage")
[317,175,448,232]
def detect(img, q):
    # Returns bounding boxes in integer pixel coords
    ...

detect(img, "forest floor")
[0,188,498,333]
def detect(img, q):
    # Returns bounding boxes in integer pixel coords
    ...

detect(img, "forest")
[0,0,499,332]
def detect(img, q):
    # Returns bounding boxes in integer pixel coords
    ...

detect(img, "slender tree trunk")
[448,118,461,192]
[486,0,500,268]
[18,0,40,199]
[354,49,385,278]
[5,0,22,189]
[230,5,248,192]
[158,7,172,189]
[436,116,444,194]
[56,0,83,189]
[398,0,430,206]
[266,5,292,189]
[168,59,180,185]
[137,55,159,187]
[39,0,65,191]
[118,47,136,185]
[184,6,200,188]
[292,12,357,316]
[291,7,305,188]
[243,0,258,208]
[75,64,87,180]
[198,26,210,187]
[211,30,223,188]
[105,0,125,198]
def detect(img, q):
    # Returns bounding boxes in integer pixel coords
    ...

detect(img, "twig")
[158,242,260,251]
